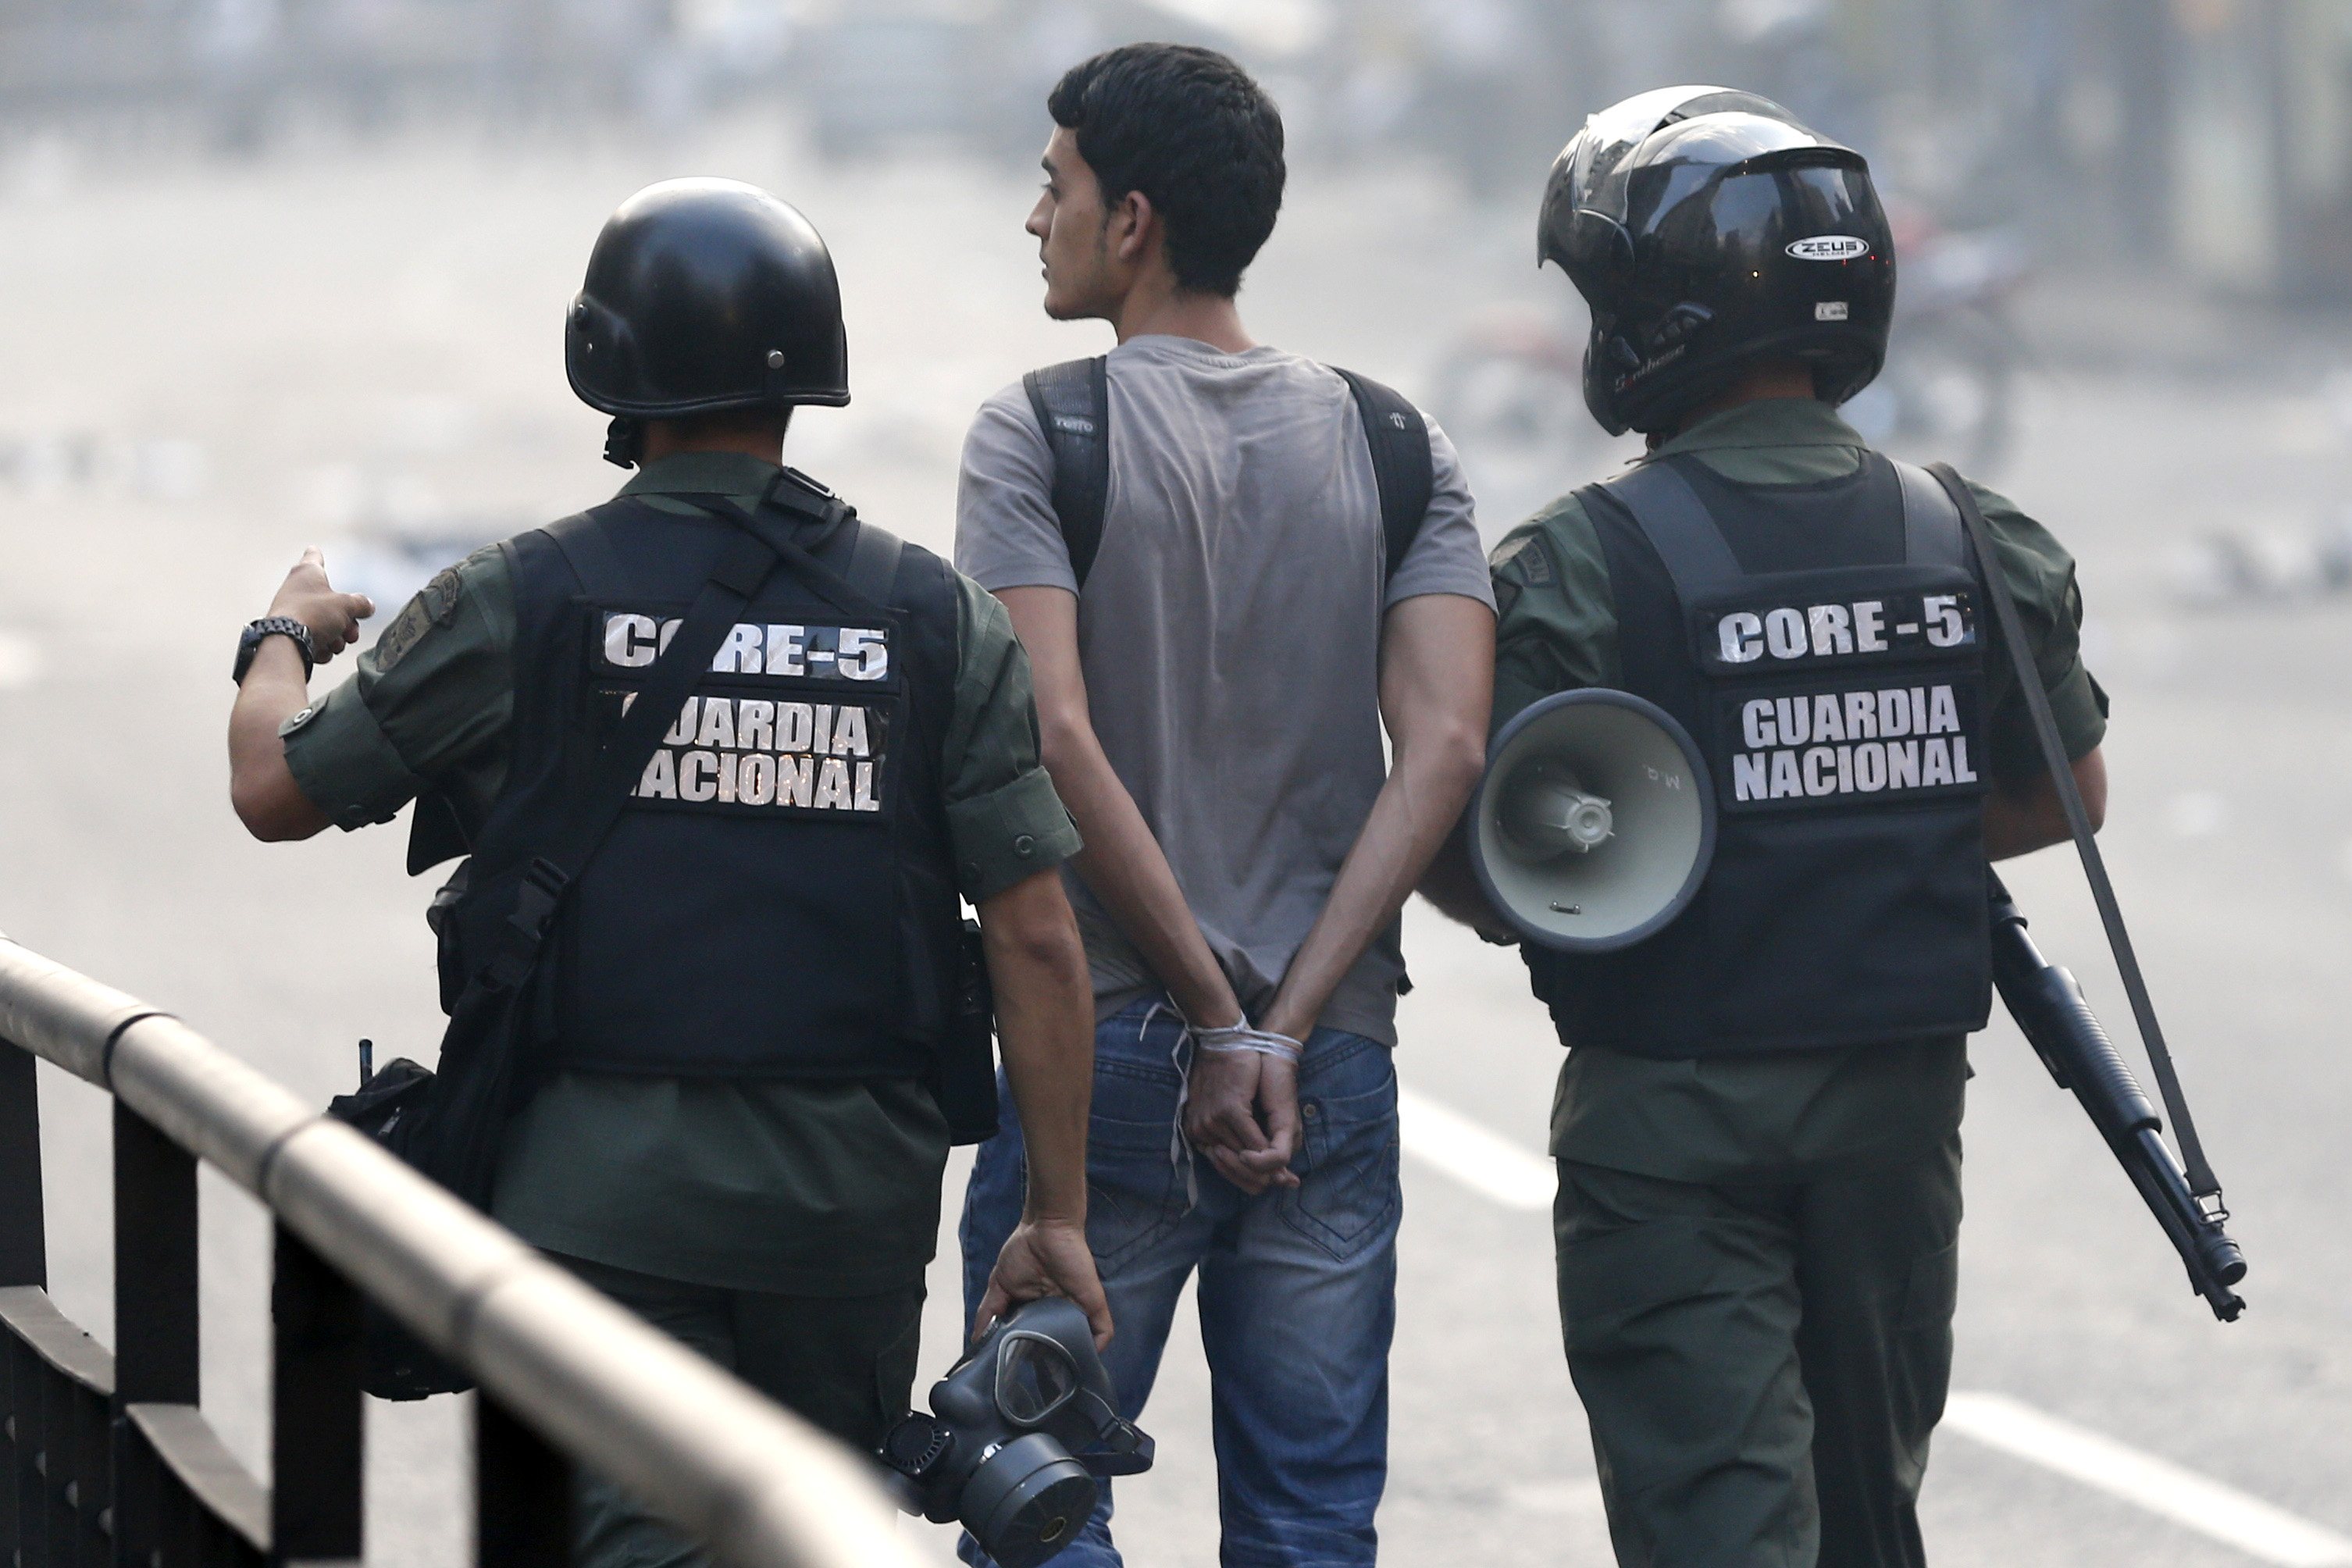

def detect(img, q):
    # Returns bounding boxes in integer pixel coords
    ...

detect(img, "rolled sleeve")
[280,682,429,830]
[943,572,1082,901]
[949,768,1082,902]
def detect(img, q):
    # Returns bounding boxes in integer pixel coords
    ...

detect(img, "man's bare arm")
[975,865,1111,1347]
[1985,746,2106,861]
[996,586,1246,1030]
[1414,821,1515,940]
[1258,593,1495,1042]
[228,548,374,841]
[996,584,1298,1188]
[1174,593,1490,1190]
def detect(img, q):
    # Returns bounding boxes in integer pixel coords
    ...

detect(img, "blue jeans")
[958,1000,1402,1568]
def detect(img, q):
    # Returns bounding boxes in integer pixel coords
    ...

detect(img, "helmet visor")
[1631,162,1883,262]
[996,1331,1082,1427]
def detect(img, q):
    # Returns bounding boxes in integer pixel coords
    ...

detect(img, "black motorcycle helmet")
[1538,87,1894,437]
[567,178,849,463]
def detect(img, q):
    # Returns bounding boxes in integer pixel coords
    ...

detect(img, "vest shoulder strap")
[1891,458,1969,571]
[540,508,630,595]
[1595,459,1745,600]
[844,514,907,604]
[1023,356,1110,588]
[1331,366,1436,585]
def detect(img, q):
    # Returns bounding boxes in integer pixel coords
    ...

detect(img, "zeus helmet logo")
[1786,235,1872,262]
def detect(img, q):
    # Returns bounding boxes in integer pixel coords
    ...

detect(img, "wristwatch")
[233,616,317,686]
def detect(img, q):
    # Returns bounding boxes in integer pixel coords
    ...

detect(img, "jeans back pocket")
[1283,1038,1402,1263]
[1086,1046,1189,1270]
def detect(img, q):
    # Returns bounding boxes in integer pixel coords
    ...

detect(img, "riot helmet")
[1538,87,1894,437]
[567,178,850,463]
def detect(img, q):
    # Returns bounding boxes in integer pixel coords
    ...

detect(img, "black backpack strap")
[1022,356,1110,589]
[1332,368,1435,585]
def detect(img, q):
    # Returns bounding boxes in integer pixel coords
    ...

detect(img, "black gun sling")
[1920,461,2225,1211]
[1022,356,1435,589]
[328,477,819,1397]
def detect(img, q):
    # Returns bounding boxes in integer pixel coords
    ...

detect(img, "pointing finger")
[301,546,325,569]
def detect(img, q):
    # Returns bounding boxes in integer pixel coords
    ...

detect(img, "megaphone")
[1469,690,1717,951]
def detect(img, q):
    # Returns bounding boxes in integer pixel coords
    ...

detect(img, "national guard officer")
[224,178,1109,1566]
[1422,91,2112,1567]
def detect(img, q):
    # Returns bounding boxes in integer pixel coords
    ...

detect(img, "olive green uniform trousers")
[560,1254,928,1568]
[1554,1134,1962,1568]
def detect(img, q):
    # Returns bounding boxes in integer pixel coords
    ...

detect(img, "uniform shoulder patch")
[372,565,465,674]
[1490,529,1557,586]
[421,564,464,625]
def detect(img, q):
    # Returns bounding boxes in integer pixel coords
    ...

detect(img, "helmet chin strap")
[603,417,645,469]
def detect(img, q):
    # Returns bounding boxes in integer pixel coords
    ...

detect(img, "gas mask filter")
[878,1297,1153,1568]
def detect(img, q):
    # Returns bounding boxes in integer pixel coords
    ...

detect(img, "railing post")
[1,1039,44,1288]
[270,1225,362,1565]
[2,1040,41,1566]
[112,1102,200,1567]
[475,1392,571,1567]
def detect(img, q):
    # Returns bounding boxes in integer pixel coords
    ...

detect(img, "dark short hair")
[1048,43,1285,298]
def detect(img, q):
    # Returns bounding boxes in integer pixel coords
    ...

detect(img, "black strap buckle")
[506,857,572,943]
[475,857,572,991]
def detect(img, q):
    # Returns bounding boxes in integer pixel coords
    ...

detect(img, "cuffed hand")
[268,547,376,663]
[1184,1045,1301,1195]
[1252,1054,1301,1185]
[975,1217,1112,1350]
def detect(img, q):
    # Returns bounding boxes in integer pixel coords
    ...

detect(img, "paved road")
[2,116,2347,1566]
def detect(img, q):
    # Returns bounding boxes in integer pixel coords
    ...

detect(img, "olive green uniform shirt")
[281,452,1082,1294]
[1487,399,2108,1182]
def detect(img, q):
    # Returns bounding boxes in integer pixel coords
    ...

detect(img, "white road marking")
[1943,1392,2352,1566]
[1395,1085,1555,1211]
[1396,1086,2352,1562]
[0,629,41,690]
[1501,1478,1608,1517]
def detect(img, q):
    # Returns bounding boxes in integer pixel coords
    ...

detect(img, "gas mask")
[878,1297,1153,1568]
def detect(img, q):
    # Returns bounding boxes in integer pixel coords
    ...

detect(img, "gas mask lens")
[996,1332,1080,1425]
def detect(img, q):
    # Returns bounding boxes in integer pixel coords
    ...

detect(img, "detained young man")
[953,43,1497,1568]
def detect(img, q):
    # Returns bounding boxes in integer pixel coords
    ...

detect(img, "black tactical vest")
[454,486,965,1078]
[1527,451,1994,1057]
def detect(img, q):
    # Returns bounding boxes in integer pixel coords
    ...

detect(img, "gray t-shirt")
[957,333,1494,1043]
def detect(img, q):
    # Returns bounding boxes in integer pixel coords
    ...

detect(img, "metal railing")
[0,933,927,1567]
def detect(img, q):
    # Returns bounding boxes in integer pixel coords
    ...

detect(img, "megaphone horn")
[1470,689,1717,952]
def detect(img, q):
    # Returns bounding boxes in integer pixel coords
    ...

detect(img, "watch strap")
[235,615,316,685]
